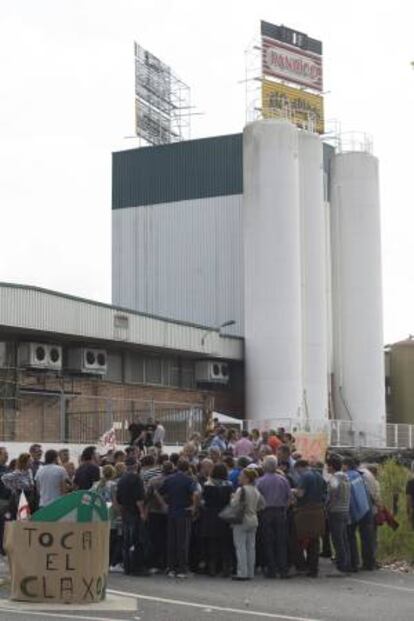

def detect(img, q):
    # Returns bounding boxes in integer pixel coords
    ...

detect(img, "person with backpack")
[342,457,375,571]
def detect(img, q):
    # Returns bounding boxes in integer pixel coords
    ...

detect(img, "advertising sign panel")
[262,79,324,134]
[262,36,323,91]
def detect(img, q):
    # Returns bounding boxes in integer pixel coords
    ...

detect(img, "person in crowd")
[229,456,250,491]
[256,456,291,578]
[268,430,283,454]
[116,456,147,575]
[293,460,326,577]
[365,463,382,558]
[182,442,199,466]
[145,418,156,448]
[208,446,222,464]
[128,420,146,450]
[58,448,70,466]
[113,450,126,465]
[198,458,214,488]
[153,420,166,447]
[63,461,76,487]
[406,461,414,529]
[201,463,233,577]
[93,464,121,569]
[210,427,227,452]
[109,462,126,570]
[2,452,36,516]
[146,461,174,573]
[223,455,235,477]
[158,458,199,578]
[226,428,238,454]
[342,456,375,571]
[325,454,351,576]
[35,449,69,508]
[234,430,254,458]
[141,455,162,484]
[0,448,10,554]
[93,464,116,502]
[231,468,265,581]
[29,443,43,477]
[73,446,100,491]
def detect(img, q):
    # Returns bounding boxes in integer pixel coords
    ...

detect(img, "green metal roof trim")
[112,134,243,209]
[0,282,243,338]
[112,133,335,209]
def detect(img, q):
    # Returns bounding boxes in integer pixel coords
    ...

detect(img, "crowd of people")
[0,418,412,582]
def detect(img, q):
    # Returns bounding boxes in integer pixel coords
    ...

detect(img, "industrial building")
[112,120,386,447]
[385,338,414,427]
[0,283,244,445]
[0,21,393,448]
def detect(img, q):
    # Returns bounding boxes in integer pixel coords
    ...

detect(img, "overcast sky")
[0,0,413,343]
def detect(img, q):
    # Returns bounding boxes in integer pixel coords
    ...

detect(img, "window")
[124,352,144,384]
[145,357,162,385]
[181,359,195,389]
[106,352,123,382]
[163,358,181,387]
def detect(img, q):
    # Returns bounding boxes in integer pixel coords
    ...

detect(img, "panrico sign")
[262,37,323,91]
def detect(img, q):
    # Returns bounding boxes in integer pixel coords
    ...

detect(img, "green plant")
[377,459,414,563]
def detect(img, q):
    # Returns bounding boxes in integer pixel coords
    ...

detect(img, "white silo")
[243,119,303,425]
[330,150,386,447]
[298,131,329,422]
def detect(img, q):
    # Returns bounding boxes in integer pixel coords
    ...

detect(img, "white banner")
[262,36,323,91]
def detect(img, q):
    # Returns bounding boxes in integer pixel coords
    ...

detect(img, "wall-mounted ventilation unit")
[195,360,229,384]
[67,348,107,375]
[17,343,62,370]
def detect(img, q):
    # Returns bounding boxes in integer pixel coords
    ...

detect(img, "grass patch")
[377,459,414,563]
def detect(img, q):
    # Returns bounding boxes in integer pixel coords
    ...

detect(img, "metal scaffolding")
[134,42,191,146]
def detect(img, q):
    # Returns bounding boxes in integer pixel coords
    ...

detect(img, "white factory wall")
[244,120,303,421]
[330,151,386,446]
[112,195,244,337]
[298,131,329,421]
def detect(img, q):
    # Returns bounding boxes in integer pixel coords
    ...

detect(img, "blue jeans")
[328,512,350,572]
[348,510,375,570]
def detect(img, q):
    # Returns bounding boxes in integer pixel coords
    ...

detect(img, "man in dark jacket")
[159,458,199,578]
[116,457,147,575]
[293,460,326,577]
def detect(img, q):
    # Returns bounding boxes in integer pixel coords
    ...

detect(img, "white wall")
[112,195,243,336]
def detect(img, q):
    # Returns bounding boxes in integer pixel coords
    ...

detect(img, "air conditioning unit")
[195,360,229,384]
[18,343,62,370]
[67,348,107,375]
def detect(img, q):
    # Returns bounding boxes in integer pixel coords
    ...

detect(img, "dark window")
[145,357,162,385]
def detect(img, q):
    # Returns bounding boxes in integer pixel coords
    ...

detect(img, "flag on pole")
[17,491,30,521]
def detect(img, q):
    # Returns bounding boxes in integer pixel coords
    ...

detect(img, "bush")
[377,459,414,563]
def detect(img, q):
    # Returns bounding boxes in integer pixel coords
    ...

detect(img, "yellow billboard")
[262,79,324,134]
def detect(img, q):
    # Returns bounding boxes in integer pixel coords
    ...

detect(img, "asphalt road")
[0,559,413,621]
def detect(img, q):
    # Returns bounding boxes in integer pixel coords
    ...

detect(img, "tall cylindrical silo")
[243,119,302,425]
[298,131,329,422]
[330,151,386,447]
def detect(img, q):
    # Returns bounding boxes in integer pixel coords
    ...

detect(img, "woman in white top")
[231,468,265,580]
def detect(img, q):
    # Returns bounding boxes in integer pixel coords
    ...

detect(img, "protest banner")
[4,520,110,603]
[294,431,328,463]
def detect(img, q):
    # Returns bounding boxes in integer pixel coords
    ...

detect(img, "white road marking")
[0,609,127,621]
[348,577,414,593]
[108,587,322,621]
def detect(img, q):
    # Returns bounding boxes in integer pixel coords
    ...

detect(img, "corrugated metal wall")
[112,195,244,336]
[112,134,243,209]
